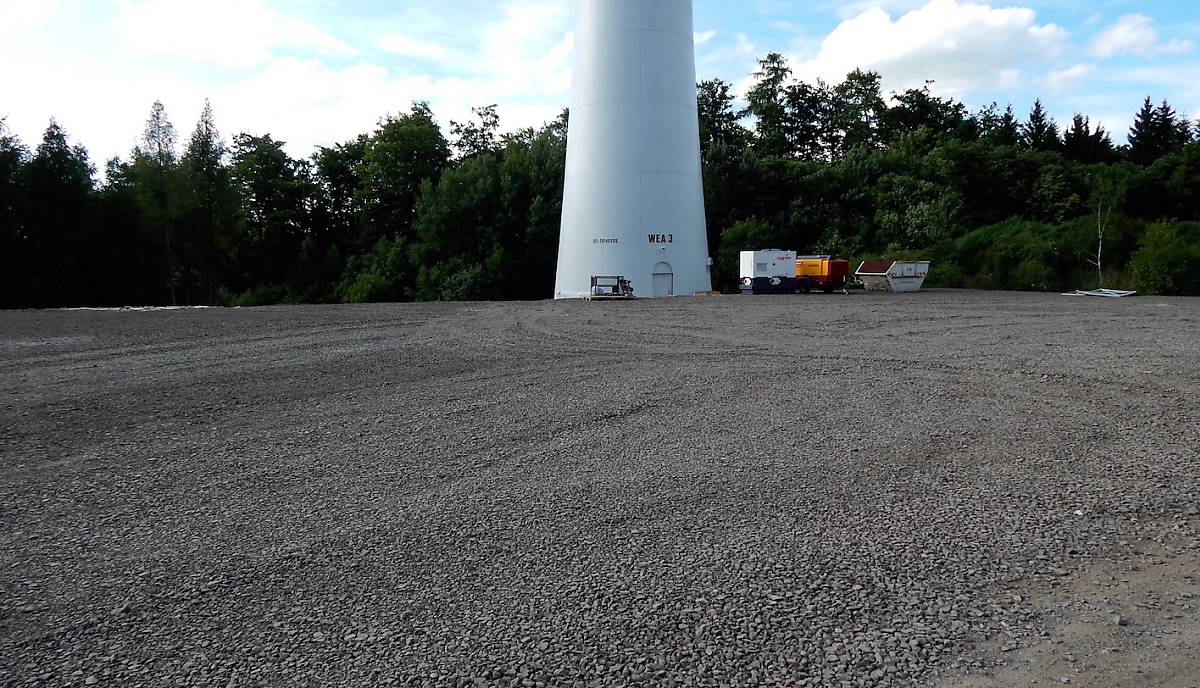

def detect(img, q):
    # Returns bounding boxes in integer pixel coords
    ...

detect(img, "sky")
[1,0,1197,166]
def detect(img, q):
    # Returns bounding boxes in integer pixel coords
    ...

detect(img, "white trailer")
[740,250,798,294]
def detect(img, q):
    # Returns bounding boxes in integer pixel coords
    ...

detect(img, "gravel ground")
[1,291,1198,687]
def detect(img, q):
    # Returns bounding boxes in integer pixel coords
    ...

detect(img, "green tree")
[22,121,97,306]
[404,117,567,301]
[229,133,313,294]
[993,105,1021,147]
[782,80,834,160]
[698,79,748,153]
[880,84,969,143]
[974,104,1022,147]
[1154,100,1190,151]
[745,53,793,158]
[450,104,500,160]
[495,117,568,297]
[338,234,408,303]
[1128,97,1159,165]
[1031,166,1083,223]
[831,69,885,154]
[131,101,180,303]
[0,120,28,307]
[179,99,237,303]
[410,152,503,299]
[97,158,160,305]
[872,173,963,248]
[1062,114,1114,164]
[1126,98,1188,165]
[1021,100,1060,152]
[357,102,451,251]
[312,134,368,250]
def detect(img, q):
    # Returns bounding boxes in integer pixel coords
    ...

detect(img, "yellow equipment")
[795,256,850,293]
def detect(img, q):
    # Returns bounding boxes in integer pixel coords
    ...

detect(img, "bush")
[1015,258,1053,291]
[941,215,1147,292]
[338,235,407,303]
[924,260,966,288]
[230,283,290,307]
[1130,223,1200,295]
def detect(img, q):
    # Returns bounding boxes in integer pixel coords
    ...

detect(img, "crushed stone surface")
[2,291,1198,687]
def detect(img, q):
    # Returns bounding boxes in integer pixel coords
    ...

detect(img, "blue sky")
[1,0,1196,165]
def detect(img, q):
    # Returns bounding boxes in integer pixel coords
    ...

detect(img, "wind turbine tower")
[554,0,712,299]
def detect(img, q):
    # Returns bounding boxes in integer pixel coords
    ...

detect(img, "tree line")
[2,54,1199,308]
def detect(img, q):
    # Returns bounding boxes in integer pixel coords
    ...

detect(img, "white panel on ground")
[555,0,712,299]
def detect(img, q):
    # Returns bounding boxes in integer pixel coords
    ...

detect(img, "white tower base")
[554,0,712,299]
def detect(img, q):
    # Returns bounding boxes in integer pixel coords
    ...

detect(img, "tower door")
[652,262,674,297]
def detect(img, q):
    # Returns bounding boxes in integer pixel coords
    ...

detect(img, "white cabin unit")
[740,250,798,294]
[741,250,797,279]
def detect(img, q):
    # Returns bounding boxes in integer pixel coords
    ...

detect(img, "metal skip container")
[856,261,932,292]
[554,0,713,299]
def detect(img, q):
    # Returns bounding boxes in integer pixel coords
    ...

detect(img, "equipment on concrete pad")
[584,276,636,300]
[796,256,851,293]
[740,250,798,294]
[740,250,851,294]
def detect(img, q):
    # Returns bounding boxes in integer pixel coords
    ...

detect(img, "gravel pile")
[1,292,1197,687]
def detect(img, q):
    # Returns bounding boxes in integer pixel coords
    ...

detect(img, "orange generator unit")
[795,256,850,293]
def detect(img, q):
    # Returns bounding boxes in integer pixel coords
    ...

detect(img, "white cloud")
[196,1,576,158]
[111,0,356,69]
[1088,14,1194,59]
[824,0,928,21]
[10,0,1192,171]
[704,32,760,97]
[1042,63,1095,93]
[0,0,577,167]
[791,0,1066,99]
[0,0,60,42]
[379,34,452,62]
[474,0,574,98]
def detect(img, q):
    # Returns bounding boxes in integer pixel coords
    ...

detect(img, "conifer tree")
[133,101,180,303]
[980,104,1021,147]
[1128,97,1160,165]
[23,121,96,306]
[1154,100,1188,150]
[1021,100,1060,152]
[0,120,29,307]
[1062,114,1114,164]
[181,99,234,302]
[746,53,793,157]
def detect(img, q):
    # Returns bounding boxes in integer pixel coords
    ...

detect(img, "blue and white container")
[740,250,798,294]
